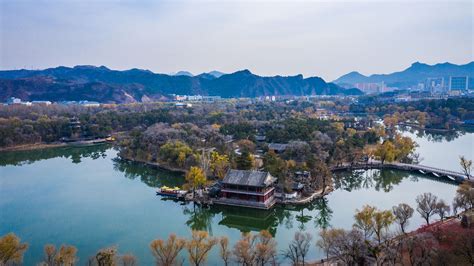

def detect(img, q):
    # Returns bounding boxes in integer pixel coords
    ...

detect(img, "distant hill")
[0,66,361,103]
[174,71,193,77]
[196,71,226,80]
[207,70,225,78]
[334,62,474,89]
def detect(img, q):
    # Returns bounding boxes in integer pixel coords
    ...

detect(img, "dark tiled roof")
[223,170,275,187]
[268,143,287,151]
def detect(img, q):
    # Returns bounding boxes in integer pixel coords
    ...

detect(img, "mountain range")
[0,66,361,103]
[334,61,474,89]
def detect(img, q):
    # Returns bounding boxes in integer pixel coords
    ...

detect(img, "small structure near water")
[214,169,277,209]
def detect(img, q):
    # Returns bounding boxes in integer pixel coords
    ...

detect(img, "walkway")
[331,160,471,183]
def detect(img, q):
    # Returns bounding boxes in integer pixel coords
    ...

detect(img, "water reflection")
[333,169,409,192]
[218,206,279,235]
[398,125,471,142]
[112,158,184,188]
[178,198,334,236]
[182,204,215,234]
[313,198,333,230]
[0,144,109,166]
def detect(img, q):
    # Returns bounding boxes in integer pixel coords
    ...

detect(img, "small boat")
[418,170,426,174]
[447,175,455,181]
[156,186,187,198]
[432,172,440,177]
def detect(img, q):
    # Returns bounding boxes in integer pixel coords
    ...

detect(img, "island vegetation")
[1,97,473,265]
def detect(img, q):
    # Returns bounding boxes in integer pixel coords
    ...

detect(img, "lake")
[0,130,472,265]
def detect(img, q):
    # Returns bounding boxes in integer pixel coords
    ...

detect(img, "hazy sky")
[0,0,472,80]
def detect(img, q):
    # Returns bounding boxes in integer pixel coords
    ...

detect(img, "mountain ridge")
[0,66,361,103]
[334,61,474,89]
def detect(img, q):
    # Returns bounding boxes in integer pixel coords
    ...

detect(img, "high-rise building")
[449,76,468,91]
[425,77,445,93]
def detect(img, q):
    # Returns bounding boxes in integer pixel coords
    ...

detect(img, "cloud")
[0,0,472,80]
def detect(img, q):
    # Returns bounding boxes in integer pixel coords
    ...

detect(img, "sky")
[0,0,472,81]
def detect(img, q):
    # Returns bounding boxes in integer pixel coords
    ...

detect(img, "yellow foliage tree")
[374,140,396,164]
[210,151,230,179]
[354,205,376,240]
[186,166,207,191]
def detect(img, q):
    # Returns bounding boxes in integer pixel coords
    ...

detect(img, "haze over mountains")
[1,61,472,104]
[0,66,361,103]
[334,61,474,89]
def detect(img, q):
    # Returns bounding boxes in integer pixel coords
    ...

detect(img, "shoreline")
[0,142,69,152]
[0,139,111,152]
[118,155,187,174]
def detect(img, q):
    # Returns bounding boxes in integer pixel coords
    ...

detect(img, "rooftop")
[222,169,276,188]
[268,143,288,151]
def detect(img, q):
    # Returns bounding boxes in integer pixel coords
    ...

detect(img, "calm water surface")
[0,131,471,265]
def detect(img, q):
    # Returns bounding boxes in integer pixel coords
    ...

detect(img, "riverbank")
[0,138,114,152]
[118,154,187,174]
[398,122,456,133]
[0,142,69,152]
[280,186,334,206]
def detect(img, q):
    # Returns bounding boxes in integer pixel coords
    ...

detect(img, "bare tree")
[186,230,217,266]
[43,244,56,266]
[0,233,29,265]
[455,182,474,211]
[416,192,438,225]
[328,229,368,265]
[40,244,77,266]
[283,231,312,265]
[119,254,137,266]
[316,229,344,260]
[434,200,450,220]
[392,203,414,234]
[232,231,276,266]
[94,246,118,266]
[86,248,136,266]
[453,231,474,265]
[254,230,277,266]
[233,232,257,266]
[402,234,438,266]
[219,237,231,266]
[150,234,186,266]
[459,156,472,179]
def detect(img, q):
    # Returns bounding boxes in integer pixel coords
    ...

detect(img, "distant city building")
[6,97,22,104]
[175,102,193,108]
[354,82,387,94]
[425,77,446,93]
[78,100,100,107]
[448,90,462,97]
[6,97,32,106]
[173,94,221,102]
[32,100,52,105]
[449,76,468,91]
